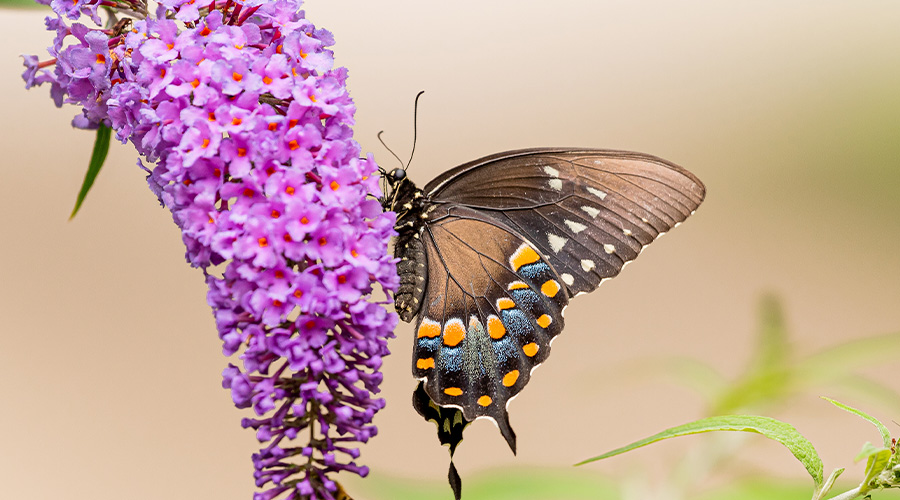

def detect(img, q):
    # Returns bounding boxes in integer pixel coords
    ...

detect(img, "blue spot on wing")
[517,261,550,281]
[509,287,541,310]
[500,309,533,339]
[439,346,463,372]
[492,335,518,363]
[417,336,441,353]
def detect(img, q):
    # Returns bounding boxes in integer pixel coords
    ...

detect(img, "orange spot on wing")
[416,358,435,370]
[417,321,440,338]
[442,321,465,347]
[509,245,540,271]
[541,280,560,297]
[508,281,529,290]
[503,370,520,387]
[487,317,506,340]
[497,298,516,310]
[523,342,540,357]
[444,387,463,397]
[477,395,492,407]
[536,314,552,328]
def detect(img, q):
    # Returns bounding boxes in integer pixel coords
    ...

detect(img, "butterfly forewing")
[411,206,567,451]
[424,149,706,296]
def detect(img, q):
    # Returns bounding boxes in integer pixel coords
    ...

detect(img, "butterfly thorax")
[382,174,432,322]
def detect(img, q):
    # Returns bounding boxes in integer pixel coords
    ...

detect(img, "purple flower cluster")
[23,1,399,498]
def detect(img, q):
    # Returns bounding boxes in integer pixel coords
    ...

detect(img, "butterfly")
[379,147,705,496]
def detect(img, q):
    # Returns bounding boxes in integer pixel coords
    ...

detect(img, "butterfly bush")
[23,0,399,498]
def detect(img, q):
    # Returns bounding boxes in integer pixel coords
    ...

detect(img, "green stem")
[827,486,862,500]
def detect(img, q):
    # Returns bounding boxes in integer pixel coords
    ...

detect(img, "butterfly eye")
[391,168,407,182]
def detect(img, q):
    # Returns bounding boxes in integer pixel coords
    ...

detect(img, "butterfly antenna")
[406,90,425,168]
[377,130,405,169]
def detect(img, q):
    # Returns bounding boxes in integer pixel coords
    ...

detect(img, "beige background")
[2,1,900,499]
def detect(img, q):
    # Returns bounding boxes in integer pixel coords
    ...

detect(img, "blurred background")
[2,1,899,499]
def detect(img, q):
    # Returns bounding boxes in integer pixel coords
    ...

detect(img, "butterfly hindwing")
[411,205,568,451]
[424,149,706,295]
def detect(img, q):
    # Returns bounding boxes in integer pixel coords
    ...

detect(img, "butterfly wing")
[423,148,706,295]
[412,204,568,452]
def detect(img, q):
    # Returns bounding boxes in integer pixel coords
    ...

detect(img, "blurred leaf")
[752,294,791,373]
[357,467,619,500]
[823,397,891,448]
[827,374,900,416]
[577,415,823,487]
[701,298,900,417]
[695,479,822,500]
[708,296,796,414]
[71,124,111,219]
[798,331,900,382]
[640,357,728,401]
[0,0,45,7]
[710,368,794,415]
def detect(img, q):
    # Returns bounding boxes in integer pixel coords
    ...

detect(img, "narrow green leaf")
[859,448,891,494]
[811,468,844,500]
[70,123,112,219]
[822,397,892,448]
[576,415,823,486]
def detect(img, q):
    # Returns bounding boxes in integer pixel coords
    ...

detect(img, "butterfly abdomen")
[394,226,427,322]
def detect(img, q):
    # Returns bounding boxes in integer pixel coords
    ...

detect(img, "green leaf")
[859,448,891,494]
[822,397,892,448]
[70,123,111,219]
[576,415,824,487]
[854,442,884,463]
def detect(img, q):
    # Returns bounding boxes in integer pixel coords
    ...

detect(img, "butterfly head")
[389,167,407,183]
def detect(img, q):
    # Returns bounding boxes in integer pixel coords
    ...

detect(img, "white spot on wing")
[582,206,600,218]
[623,228,632,236]
[564,220,587,233]
[587,187,608,200]
[604,244,616,254]
[547,233,568,253]
[561,273,575,286]
[543,166,560,177]
[548,178,563,191]
[581,259,595,271]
